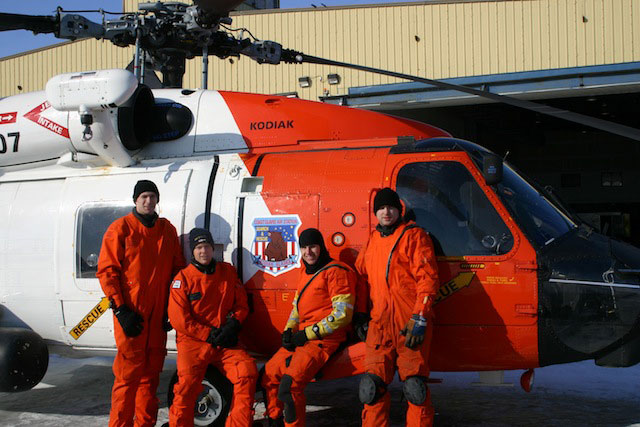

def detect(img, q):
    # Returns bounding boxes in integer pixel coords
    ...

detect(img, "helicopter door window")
[76,203,131,278]
[397,161,513,257]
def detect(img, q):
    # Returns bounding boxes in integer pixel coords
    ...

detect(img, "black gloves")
[400,314,427,349]
[282,328,308,350]
[113,304,144,337]
[282,328,295,351]
[291,330,308,348]
[206,327,220,345]
[352,312,370,342]
[205,317,241,348]
[212,317,241,348]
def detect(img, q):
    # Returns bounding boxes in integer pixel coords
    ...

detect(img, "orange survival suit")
[356,220,439,427]
[168,261,258,427]
[97,211,185,427]
[262,233,356,426]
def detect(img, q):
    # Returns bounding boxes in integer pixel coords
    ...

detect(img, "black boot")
[277,375,297,424]
[267,416,285,427]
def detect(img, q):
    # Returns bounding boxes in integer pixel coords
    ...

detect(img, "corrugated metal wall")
[2,0,639,99]
[0,40,133,96]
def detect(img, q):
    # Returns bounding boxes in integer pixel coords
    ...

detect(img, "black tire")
[0,328,49,392]
[168,365,234,427]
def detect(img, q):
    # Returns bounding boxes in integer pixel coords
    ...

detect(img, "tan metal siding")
[0,39,132,96]
[635,0,640,60]
[1,0,639,100]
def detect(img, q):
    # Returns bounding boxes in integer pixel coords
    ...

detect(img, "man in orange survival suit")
[97,179,186,427]
[356,188,439,427]
[168,228,258,427]
[261,228,357,427]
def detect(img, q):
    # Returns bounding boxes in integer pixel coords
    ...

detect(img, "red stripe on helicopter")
[0,112,17,124]
[23,101,70,138]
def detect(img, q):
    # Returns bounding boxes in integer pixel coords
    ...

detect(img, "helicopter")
[1,1,639,425]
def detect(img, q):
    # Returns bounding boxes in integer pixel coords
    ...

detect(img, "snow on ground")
[0,355,638,426]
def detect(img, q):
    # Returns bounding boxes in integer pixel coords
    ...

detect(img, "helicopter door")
[57,170,192,347]
[386,152,538,328]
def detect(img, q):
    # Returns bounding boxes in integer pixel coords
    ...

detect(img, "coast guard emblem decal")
[251,215,301,276]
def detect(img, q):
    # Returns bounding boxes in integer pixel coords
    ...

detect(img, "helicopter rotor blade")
[3,2,637,144]
[0,12,58,34]
[289,52,640,142]
[192,0,246,15]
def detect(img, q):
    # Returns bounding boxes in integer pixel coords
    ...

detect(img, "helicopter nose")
[537,228,640,368]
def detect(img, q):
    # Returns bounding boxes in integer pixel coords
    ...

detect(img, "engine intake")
[117,84,155,150]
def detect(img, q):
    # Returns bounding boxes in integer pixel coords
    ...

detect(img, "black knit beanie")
[299,228,326,249]
[299,228,332,273]
[133,180,160,202]
[189,228,214,252]
[373,187,403,214]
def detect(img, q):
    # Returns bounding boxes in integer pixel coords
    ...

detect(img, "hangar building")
[1,0,639,244]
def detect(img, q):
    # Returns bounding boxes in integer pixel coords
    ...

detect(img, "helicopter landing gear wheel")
[168,365,233,427]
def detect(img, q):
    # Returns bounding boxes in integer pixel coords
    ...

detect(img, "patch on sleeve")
[172,280,181,289]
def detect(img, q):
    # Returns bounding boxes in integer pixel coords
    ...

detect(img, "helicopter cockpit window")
[76,203,132,278]
[495,165,576,248]
[397,161,514,256]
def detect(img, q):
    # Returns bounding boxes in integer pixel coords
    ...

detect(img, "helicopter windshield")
[495,164,577,248]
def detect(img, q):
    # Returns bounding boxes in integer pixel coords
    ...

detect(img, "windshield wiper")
[539,184,580,227]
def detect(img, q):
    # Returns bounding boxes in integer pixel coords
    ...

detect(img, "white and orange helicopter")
[1,1,640,425]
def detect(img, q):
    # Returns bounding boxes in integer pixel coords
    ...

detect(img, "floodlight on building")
[327,73,341,85]
[275,91,299,98]
[298,76,312,88]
